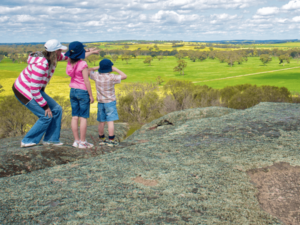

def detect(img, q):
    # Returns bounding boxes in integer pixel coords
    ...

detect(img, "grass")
[2,55,300,108]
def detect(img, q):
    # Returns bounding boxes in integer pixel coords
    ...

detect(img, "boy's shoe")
[106,139,119,147]
[43,142,64,146]
[99,138,108,146]
[79,141,94,149]
[21,142,36,148]
[72,141,80,148]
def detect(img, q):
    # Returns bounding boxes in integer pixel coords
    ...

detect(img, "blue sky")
[0,0,299,43]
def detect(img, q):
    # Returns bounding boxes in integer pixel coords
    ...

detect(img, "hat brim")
[65,49,85,60]
[60,45,68,50]
[98,68,112,73]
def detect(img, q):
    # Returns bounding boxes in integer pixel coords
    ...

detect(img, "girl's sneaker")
[106,140,119,147]
[72,140,80,148]
[79,141,94,149]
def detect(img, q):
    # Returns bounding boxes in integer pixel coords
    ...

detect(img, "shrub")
[0,95,97,139]
[117,82,160,123]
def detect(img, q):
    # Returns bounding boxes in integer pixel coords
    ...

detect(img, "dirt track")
[193,66,300,83]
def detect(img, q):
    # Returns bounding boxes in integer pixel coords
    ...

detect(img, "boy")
[89,59,127,147]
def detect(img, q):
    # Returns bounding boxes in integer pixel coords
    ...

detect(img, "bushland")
[0,96,97,139]
[1,81,299,138]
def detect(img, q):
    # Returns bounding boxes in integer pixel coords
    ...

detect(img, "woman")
[13,39,98,147]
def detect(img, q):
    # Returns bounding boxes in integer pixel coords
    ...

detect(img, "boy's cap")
[99,58,114,73]
[65,41,86,59]
[44,39,67,52]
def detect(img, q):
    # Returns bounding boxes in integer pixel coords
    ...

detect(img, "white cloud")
[256,7,279,16]
[0,0,298,42]
[282,0,300,10]
[292,16,300,22]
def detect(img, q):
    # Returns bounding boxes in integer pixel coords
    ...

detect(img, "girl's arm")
[82,67,94,104]
[85,48,100,58]
[88,66,99,73]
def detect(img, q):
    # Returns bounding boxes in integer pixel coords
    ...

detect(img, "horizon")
[0,39,299,45]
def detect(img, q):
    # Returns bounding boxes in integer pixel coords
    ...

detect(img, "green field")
[1,55,300,104]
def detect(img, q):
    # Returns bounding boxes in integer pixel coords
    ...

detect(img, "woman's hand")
[90,96,94,104]
[45,108,53,118]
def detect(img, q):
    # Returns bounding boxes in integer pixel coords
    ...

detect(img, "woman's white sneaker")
[21,142,36,148]
[78,141,94,149]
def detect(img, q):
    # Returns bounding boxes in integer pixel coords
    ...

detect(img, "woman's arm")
[82,67,94,104]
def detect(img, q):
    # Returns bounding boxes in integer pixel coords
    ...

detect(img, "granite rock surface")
[1,103,300,224]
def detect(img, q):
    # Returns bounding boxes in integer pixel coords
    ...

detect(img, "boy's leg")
[107,121,115,138]
[104,101,119,147]
[98,122,107,145]
[98,122,105,136]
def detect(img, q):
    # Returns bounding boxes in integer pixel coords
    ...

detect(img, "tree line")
[2,80,300,139]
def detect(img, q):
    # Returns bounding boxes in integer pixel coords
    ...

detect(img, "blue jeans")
[15,91,63,144]
[70,88,90,118]
[97,101,119,122]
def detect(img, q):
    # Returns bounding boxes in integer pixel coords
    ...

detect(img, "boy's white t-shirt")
[90,71,121,103]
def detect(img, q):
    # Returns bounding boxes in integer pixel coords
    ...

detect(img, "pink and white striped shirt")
[13,52,68,108]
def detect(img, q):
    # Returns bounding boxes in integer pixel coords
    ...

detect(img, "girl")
[65,41,99,148]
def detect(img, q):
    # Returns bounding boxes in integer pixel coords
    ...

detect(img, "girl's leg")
[80,117,87,142]
[71,117,79,141]
[41,91,63,143]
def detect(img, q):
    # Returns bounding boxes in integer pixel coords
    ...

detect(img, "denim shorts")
[97,101,119,122]
[70,88,90,118]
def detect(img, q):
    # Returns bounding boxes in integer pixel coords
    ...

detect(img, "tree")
[173,59,187,75]
[143,56,153,66]
[99,50,105,57]
[208,51,216,60]
[112,54,118,63]
[175,53,184,59]
[0,55,4,62]
[278,54,290,66]
[260,54,272,66]
[156,76,164,85]
[157,55,164,61]
[121,55,131,64]
[209,47,214,51]
[87,55,99,66]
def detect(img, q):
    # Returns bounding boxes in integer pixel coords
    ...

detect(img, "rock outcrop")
[1,103,300,224]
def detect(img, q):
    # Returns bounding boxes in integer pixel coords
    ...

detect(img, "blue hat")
[65,41,86,59]
[99,58,114,73]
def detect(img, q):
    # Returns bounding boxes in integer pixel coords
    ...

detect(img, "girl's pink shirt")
[66,59,88,90]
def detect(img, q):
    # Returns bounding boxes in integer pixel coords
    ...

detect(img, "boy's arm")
[112,66,127,80]
[82,67,94,104]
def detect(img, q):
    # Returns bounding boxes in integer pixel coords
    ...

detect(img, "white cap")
[44,39,67,52]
